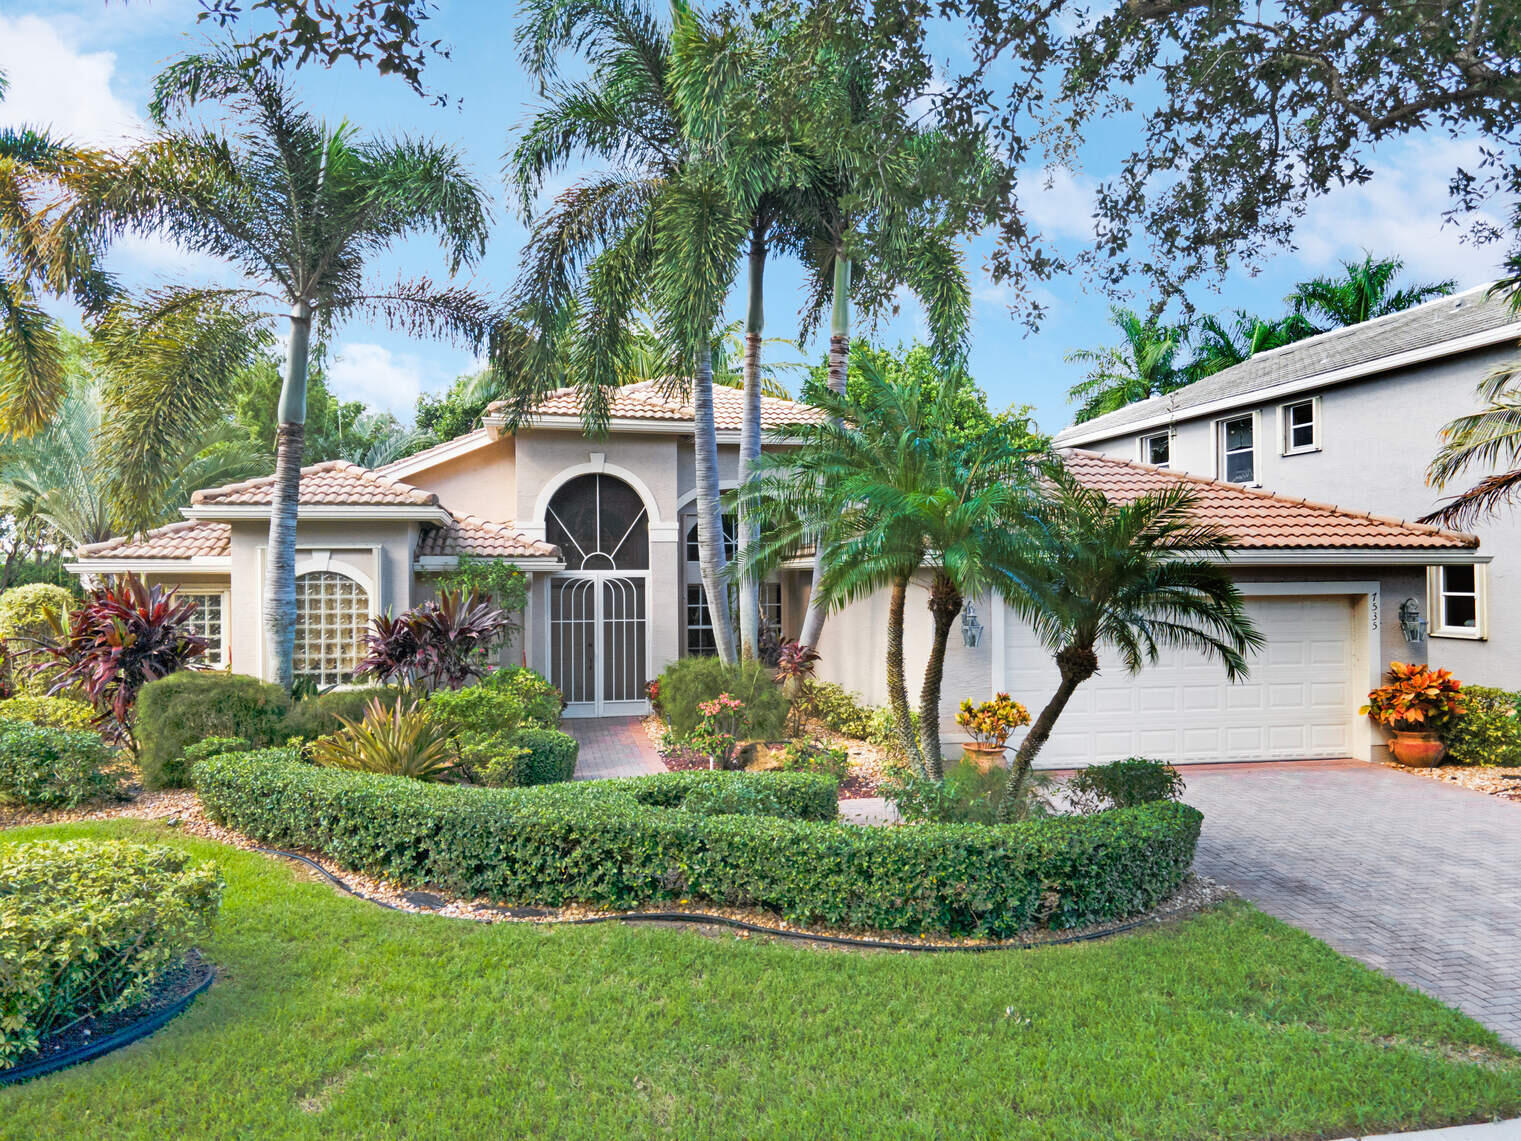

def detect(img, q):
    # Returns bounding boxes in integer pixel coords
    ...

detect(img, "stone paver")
[567,717,665,780]
[1181,760,1521,1047]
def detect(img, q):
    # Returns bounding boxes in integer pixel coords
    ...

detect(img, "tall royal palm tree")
[1187,310,1317,379]
[997,468,1262,817]
[70,50,493,687]
[738,357,1042,778]
[1066,307,1190,422]
[1286,253,1455,332]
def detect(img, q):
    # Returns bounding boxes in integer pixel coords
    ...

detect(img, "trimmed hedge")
[0,722,121,808]
[136,672,291,788]
[196,753,1201,937]
[0,696,97,731]
[0,839,223,1067]
[512,727,579,785]
[281,687,401,741]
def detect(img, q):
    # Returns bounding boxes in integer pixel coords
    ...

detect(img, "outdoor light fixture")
[1398,597,1427,644]
[961,601,984,648]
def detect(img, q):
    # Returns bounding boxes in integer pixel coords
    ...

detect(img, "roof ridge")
[1061,448,1480,547]
[191,459,438,506]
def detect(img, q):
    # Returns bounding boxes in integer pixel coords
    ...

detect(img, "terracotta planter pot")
[960,741,1009,771]
[1388,730,1446,768]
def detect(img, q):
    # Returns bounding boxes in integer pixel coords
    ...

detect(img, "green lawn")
[4,820,1519,1140]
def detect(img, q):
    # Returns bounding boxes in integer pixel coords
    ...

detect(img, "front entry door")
[549,573,649,717]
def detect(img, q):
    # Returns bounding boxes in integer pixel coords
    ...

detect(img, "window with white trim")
[1430,565,1484,638]
[1139,431,1171,468]
[685,515,737,563]
[1216,414,1256,484]
[762,581,782,638]
[1281,398,1319,455]
[293,571,370,686]
[180,591,227,666]
[686,584,719,656]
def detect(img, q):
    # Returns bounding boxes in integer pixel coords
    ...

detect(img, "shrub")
[197,754,1201,937]
[310,697,456,781]
[884,760,1019,825]
[512,726,579,785]
[0,695,97,731]
[480,666,563,727]
[0,723,122,808]
[1066,758,1186,814]
[359,590,513,692]
[0,583,73,696]
[181,736,253,769]
[426,686,524,736]
[135,672,291,789]
[281,686,399,741]
[658,657,789,739]
[1441,686,1521,766]
[804,681,875,739]
[867,705,920,762]
[780,738,850,781]
[681,779,792,818]
[0,839,222,1067]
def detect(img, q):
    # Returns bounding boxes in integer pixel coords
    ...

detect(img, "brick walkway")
[566,717,666,780]
[1182,760,1521,1047]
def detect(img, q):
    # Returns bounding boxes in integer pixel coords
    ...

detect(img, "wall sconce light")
[1398,597,1427,644]
[961,602,984,648]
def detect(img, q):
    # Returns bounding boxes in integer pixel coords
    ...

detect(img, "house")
[68,378,1484,767]
[1052,282,1521,690]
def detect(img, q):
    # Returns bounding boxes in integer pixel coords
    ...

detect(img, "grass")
[3,819,1519,1140]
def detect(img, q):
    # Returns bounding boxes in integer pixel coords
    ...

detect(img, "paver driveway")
[1182,760,1521,1047]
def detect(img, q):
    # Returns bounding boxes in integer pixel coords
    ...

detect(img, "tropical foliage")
[358,590,514,693]
[1066,308,1191,423]
[1360,662,1466,731]
[1286,254,1454,332]
[310,696,458,781]
[955,693,1030,748]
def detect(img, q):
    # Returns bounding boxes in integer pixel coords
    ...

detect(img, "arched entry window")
[685,515,737,562]
[545,474,649,570]
[293,571,369,686]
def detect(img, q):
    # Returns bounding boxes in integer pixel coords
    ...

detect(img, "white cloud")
[1017,166,1100,243]
[1292,137,1507,288]
[326,343,432,417]
[0,15,142,146]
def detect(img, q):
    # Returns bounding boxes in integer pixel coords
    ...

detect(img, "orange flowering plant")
[955,693,1031,747]
[1360,662,1466,731]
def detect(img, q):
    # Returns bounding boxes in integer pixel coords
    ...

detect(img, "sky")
[0,0,1510,435]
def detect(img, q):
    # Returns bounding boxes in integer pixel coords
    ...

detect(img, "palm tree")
[1286,254,1455,332]
[1187,310,1317,379]
[70,49,493,687]
[997,468,1263,817]
[1066,308,1191,423]
[0,68,116,437]
[738,357,1042,778]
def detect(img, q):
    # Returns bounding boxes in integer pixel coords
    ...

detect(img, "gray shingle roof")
[1054,283,1520,443]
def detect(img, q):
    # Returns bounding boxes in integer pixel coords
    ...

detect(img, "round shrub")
[135,672,291,789]
[1066,758,1185,813]
[196,754,1201,937]
[480,666,562,727]
[1442,686,1521,766]
[0,695,97,731]
[512,726,579,785]
[0,839,222,1067]
[658,657,790,739]
[282,686,400,742]
[0,583,72,696]
[426,686,524,736]
[0,722,121,809]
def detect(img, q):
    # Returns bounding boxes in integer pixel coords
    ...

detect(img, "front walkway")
[567,717,666,780]
[1182,760,1521,1047]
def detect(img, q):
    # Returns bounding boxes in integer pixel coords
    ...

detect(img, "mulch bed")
[1,951,213,1084]
[1385,762,1521,803]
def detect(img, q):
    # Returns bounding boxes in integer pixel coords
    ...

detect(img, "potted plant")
[955,693,1031,771]
[1360,662,1465,767]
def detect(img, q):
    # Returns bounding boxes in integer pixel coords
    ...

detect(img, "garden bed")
[1386,762,1521,804]
[642,714,891,797]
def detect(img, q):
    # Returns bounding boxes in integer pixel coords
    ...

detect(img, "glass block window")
[181,591,226,666]
[293,572,369,686]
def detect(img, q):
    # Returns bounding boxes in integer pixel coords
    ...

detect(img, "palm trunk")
[918,573,963,779]
[999,644,1099,820]
[736,225,766,660]
[263,301,311,689]
[693,339,737,664]
[797,253,850,651]
[885,573,924,776]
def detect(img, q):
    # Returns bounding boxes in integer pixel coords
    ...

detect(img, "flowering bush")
[646,678,663,720]
[956,693,1031,746]
[689,692,748,770]
[1360,662,1466,731]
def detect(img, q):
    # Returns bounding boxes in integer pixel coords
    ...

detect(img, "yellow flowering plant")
[1360,662,1466,731]
[955,693,1031,747]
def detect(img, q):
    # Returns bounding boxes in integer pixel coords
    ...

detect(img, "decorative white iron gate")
[549,572,649,716]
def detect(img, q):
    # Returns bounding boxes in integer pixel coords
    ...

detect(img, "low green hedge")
[196,753,1200,937]
[512,727,579,785]
[280,686,401,741]
[0,722,121,809]
[0,696,97,731]
[1,839,223,1067]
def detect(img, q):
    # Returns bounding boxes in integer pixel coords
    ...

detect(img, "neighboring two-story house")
[1054,283,1521,689]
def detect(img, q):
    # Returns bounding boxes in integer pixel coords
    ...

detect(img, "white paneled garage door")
[1003,595,1361,767]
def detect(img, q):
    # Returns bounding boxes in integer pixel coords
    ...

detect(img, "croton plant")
[1360,662,1466,731]
[955,692,1031,746]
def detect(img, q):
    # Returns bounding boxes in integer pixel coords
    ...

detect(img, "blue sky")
[0,1,1509,434]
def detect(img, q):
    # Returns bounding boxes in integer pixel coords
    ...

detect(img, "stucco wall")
[1068,343,1519,686]
[403,435,516,521]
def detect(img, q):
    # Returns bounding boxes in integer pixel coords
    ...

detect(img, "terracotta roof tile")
[489,380,827,430]
[191,460,438,507]
[416,516,560,560]
[1063,449,1478,550]
[74,520,231,560]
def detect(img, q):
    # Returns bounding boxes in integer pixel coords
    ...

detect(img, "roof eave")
[182,505,453,524]
[65,556,232,574]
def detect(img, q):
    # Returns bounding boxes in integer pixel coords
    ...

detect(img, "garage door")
[1002,595,1359,767]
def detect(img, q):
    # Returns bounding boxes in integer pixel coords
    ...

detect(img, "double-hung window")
[1280,398,1320,455]
[1139,431,1171,468]
[1216,414,1256,484]
[1429,565,1485,639]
